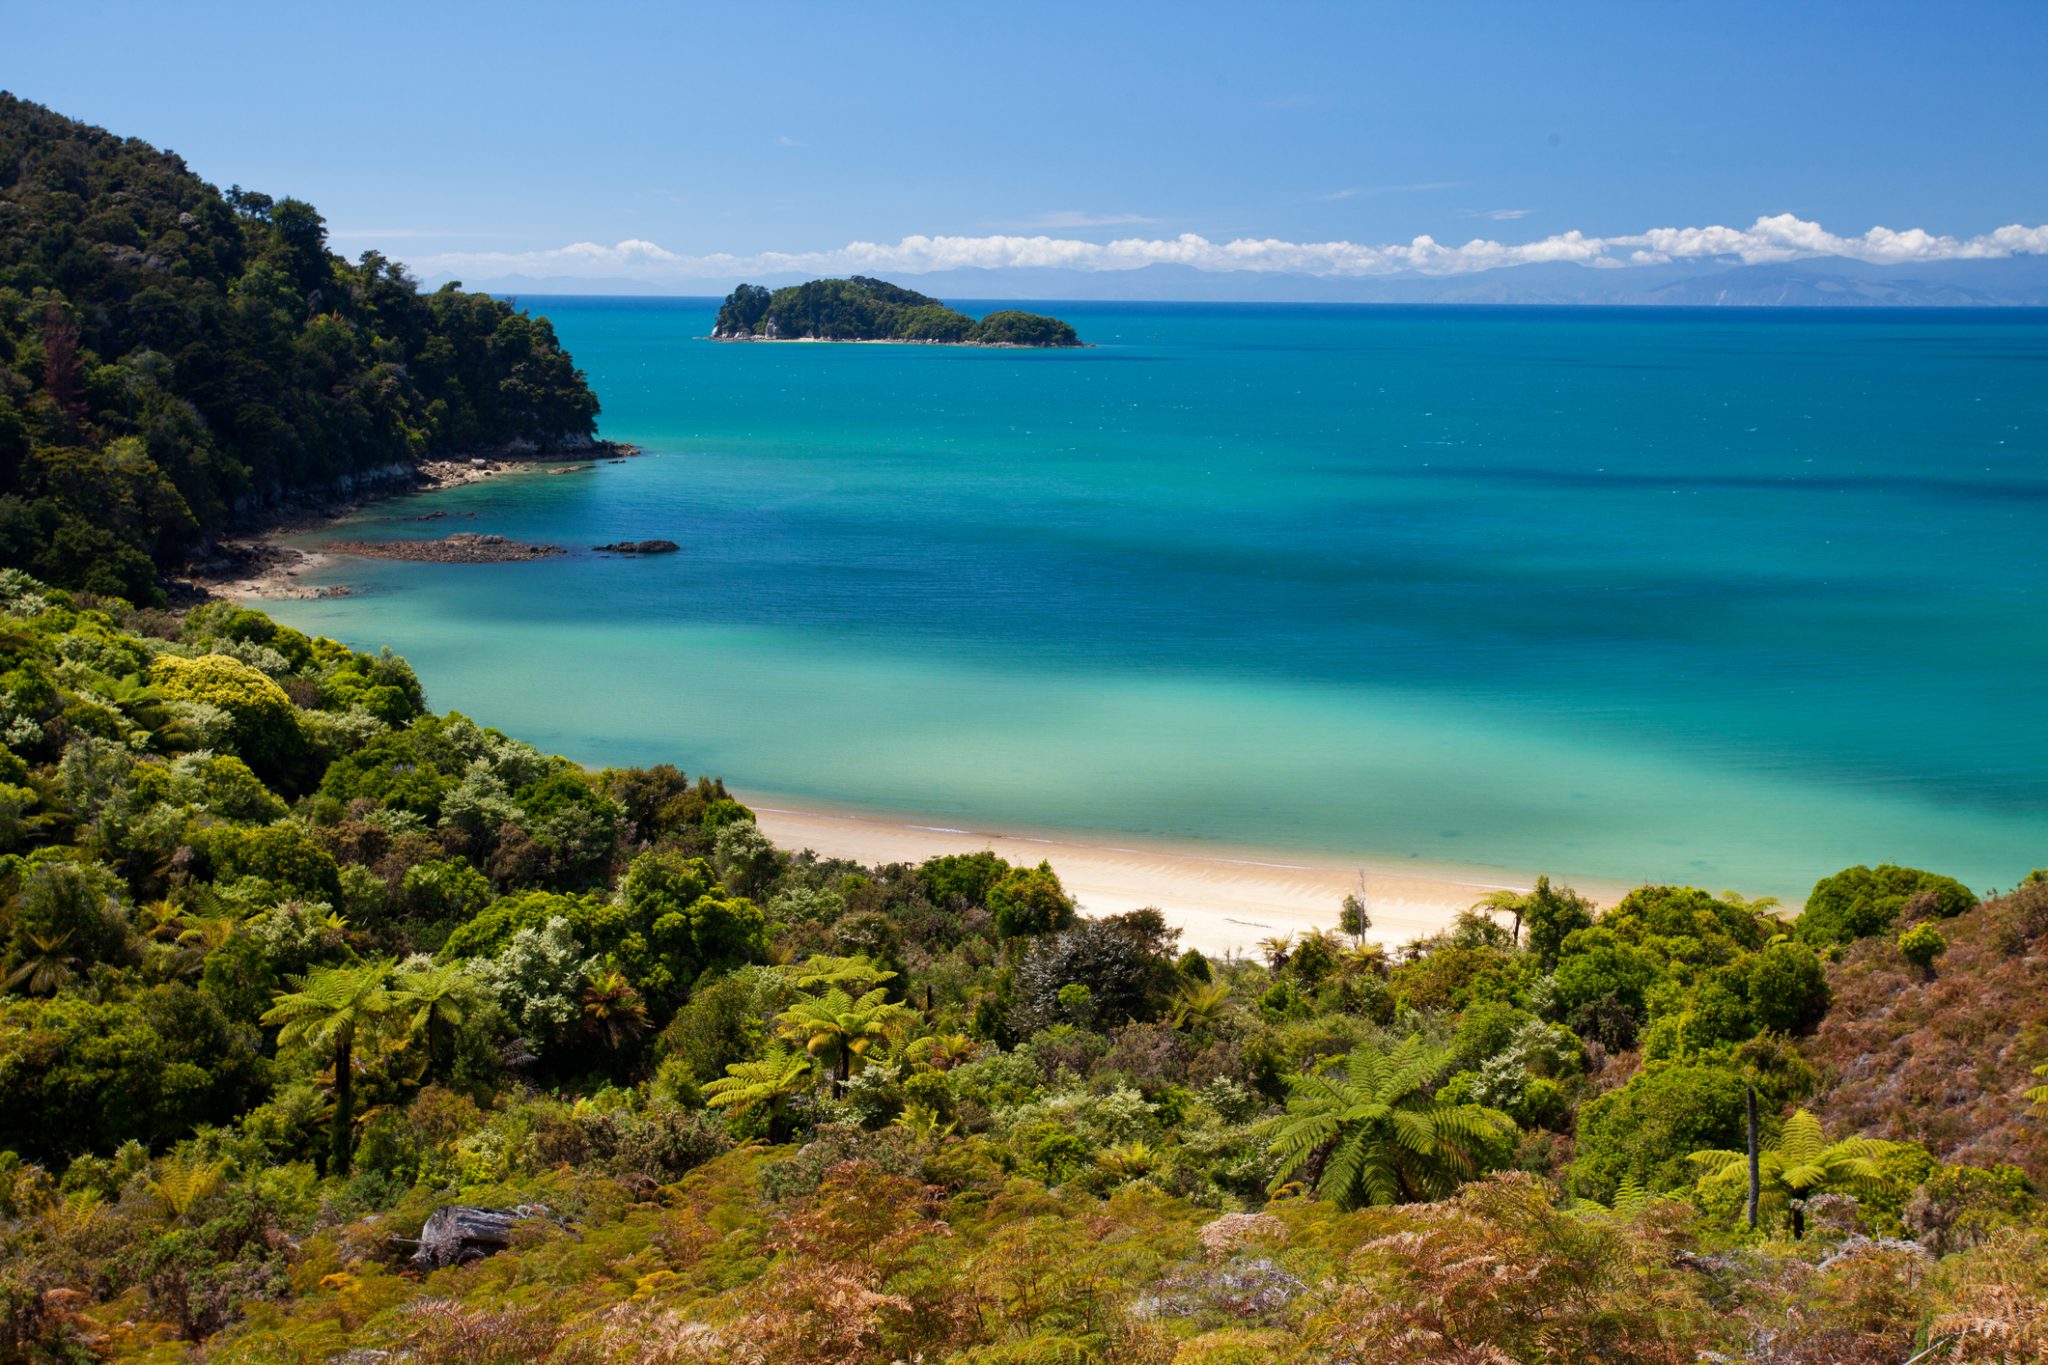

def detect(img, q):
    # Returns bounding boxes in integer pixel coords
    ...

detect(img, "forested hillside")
[0,94,600,603]
[0,575,2041,1359]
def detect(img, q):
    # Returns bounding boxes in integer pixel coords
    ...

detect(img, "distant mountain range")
[442,254,2048,307]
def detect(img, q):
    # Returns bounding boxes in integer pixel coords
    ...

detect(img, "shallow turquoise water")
[265,301,2048,898]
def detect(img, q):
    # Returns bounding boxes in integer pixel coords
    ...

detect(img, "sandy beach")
[748,797,1635,958]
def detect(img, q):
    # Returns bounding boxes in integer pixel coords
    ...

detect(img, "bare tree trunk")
[1745,1082,1760,1231]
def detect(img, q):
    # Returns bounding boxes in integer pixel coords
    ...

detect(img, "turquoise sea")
[263,301,2048,900]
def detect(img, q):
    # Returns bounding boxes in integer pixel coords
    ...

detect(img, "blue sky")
[9,1,2048,285]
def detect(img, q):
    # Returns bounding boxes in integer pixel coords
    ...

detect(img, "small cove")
[260,300,2048,900]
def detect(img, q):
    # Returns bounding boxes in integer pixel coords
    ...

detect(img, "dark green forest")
[0,94,601,604]
[712,277,1080,346]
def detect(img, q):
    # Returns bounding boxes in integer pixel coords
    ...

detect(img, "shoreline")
[180,444,640,601]
[743,792,1642,957]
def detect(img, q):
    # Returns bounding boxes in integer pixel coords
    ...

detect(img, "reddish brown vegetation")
[1809,881,2048,1181]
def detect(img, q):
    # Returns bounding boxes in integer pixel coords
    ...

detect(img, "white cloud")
[412,214,2048,283]
[1459,208,1534,221]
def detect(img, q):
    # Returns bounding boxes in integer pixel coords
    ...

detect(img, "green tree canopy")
[988,861,1076,940]
[1795,864,1977,947]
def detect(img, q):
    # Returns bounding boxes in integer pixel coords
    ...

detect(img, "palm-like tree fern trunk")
[1745,1083,1760,1231]
[332,1027,355,1176]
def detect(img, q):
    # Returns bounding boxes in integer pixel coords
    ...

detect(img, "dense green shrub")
[1898,922,1948,973]
[1796,863,1977,946]
[1570,1061,1749,1200]
[1746,938,1831,1031]
[148,653,305,784]
[989,861,1077,939]
[194,822,342,902]
[920,850,1013,908]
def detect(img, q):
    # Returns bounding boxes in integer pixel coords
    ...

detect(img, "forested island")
[0,95,605,605]
[1,94,2046,1362]
[712,276,1081,346]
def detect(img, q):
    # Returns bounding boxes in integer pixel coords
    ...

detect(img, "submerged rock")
[592,539,681,555]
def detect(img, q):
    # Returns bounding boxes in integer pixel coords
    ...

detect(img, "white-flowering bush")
[165,752,287,823]
[247,899,346,968]
[164,699,236,750]
[999,1082,1157,1148]
[55,629,150,676]
[364,805,428,837]
[439,763,519,841]
[713,818,782,897]
[433,714,551,790]
[0,694,44,750]
[0,570,48,617]
[210,637,295,678]
[766,884,845,925]
[467,915,595,1045]
[57,734,136,815]
[297,706,388,755]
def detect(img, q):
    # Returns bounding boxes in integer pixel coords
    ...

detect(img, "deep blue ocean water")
[263,300,2048,899]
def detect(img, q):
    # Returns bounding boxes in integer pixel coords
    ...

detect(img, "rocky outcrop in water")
[323,533,565,563]
[592,539,681,554]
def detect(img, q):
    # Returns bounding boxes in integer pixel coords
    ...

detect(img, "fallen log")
[407,1203,558,1269]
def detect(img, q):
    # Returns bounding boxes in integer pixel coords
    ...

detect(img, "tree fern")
[3,930,79,995]
[260,959,396,1175]
[705,1043,813,1141]
[147,1155,228,1220]
[786,953,897,994]
[1169,979,1232,1034]
[775,986,916,1092]
[391,958,480,1080]
[1689,1107,1897,1238]
[1259,1034,1501,1209]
